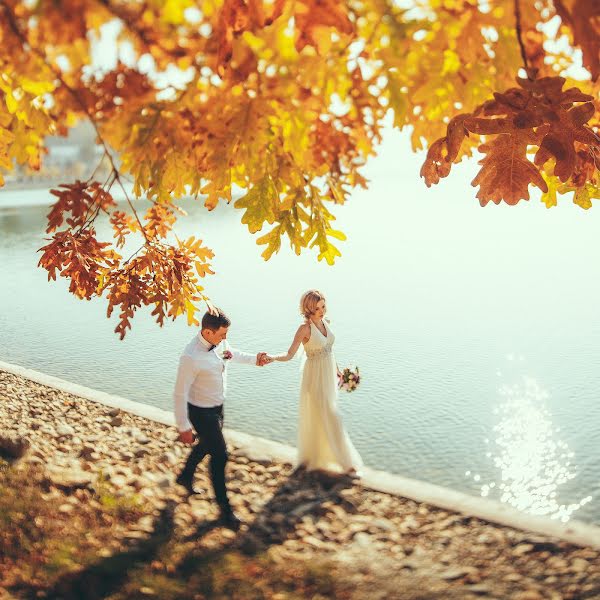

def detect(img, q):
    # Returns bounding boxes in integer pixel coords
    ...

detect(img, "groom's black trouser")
[179,404,230,509]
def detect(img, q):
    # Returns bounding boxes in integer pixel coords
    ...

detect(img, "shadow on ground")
[13,470,358,600]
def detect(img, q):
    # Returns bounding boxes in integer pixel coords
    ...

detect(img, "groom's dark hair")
[201,308,231,331]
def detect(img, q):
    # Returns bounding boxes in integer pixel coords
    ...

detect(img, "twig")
[514,0,533,79]
[87,150,109,183]
[78,171,117,233]
[123,244,144,266]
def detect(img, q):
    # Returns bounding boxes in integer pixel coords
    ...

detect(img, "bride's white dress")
[297,320,363,473]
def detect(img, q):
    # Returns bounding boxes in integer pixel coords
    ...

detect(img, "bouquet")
[338,366,360,392]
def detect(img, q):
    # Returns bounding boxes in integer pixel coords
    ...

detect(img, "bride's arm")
[271,324,310,362]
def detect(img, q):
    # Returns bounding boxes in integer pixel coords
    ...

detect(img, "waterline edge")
[1,358,599,550]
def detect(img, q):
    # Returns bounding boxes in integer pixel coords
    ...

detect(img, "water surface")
[1,133,599,524]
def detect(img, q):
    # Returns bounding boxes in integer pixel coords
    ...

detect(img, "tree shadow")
[15,468,359,599]
[29,499,216,600]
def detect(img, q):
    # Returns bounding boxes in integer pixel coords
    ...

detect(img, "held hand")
[179,429,195,445]
[256,352,273,366]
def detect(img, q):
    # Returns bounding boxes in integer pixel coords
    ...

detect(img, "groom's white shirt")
[173,333,256,432]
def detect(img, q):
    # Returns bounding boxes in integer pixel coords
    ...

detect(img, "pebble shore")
[1,369,599,600]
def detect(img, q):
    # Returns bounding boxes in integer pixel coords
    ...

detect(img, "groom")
[173,307,269,529]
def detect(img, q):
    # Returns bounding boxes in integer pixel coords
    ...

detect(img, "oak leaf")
[234,175,278,233]
[472,131,549,206]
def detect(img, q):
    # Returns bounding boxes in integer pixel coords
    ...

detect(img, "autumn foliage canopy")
[0,0,598,336]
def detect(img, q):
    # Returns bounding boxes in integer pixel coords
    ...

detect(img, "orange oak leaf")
[74,64,155,118]
[47,181,117,233]
[212,0,284,76]
[144,203,177,238]
[110,210,138,248]
[571,147,598,187]
[214,0,250,76]
[472,130,549,206]
[104,267,149,339]
[420,137,453,186]
[38,228,120,298]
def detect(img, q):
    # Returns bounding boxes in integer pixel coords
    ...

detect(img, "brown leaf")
[420,138,452,186]
[213,0,247,76]
[38,229,119,299]
[46,181,116,233]
[534,102,599,181]
[472,131,548,206]
[446,115,469,162]
[571,148,598,187]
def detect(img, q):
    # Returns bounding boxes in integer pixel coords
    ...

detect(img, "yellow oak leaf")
[256,224,283,260]
[234,175,278,233]
[541,174,559,208]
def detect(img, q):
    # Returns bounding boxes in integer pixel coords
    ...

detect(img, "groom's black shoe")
[219,505,242,531]
[176,473,204,496]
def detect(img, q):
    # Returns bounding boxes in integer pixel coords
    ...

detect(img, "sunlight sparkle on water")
[470,376,592,522]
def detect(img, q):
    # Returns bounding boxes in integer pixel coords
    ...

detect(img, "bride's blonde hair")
[300,289,325,321]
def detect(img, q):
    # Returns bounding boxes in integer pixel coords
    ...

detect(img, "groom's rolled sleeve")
[173,355,194,431]
[229,347,258,366]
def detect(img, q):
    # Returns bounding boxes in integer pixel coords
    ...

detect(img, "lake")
[1,132,599,524]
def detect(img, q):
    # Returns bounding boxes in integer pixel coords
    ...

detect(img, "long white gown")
[297,320,363,473]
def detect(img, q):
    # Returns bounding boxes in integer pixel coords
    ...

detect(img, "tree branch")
[514,0,533,79]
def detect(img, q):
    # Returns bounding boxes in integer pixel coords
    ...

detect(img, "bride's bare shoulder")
[297,322,311,340]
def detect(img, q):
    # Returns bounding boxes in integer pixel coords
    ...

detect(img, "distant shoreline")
[1,181,58,191]
[0,184,241,210]
[0,185,131,209]
[0,187,54,209]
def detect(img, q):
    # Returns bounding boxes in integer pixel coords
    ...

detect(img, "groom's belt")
[188,403,224,414]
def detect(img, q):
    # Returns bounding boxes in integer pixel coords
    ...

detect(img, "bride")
[266,290,363,476]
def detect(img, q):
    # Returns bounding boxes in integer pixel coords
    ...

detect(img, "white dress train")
[297,320,363,473]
